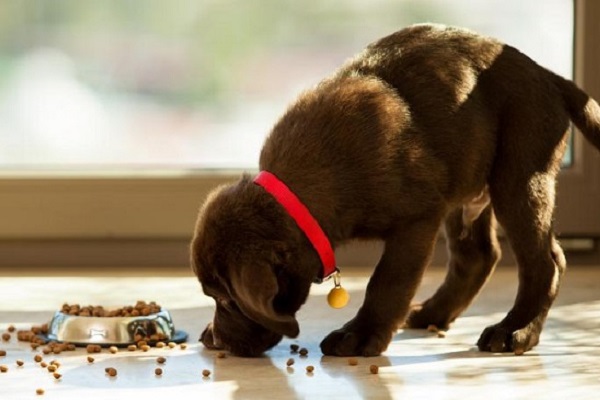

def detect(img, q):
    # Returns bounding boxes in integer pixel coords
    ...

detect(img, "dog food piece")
[137,340,148,347]
[168,342,176,349]
[437,330,447,338]
[86,344,101,354]
[290,344,299,353]
[155,368,163,376]
[369,365,379,374]
[299,347,308,356]
[216,352,227,359]
[106,367,117,377]
[59,301,162,318]
[202,369,211,378]
[50,360,60,367]
[42,348,51,355]
[348,358,358,366]
[156,356,166,364]
[127,344,137,352]
[0,350,6,357]
[286,358,295,367]
[40,362,48,368]
[31,343,40,350]
[7,325,16,333]
[36,388,44,395]
[306,365,314,373]
[109,346,118,354]
[140,344,150,352]
[2,333,10,341]
[34,354,43,363]
[427,324,439,333]
[53,372,62,380]
[156,341,165,348]
[0,365,8,373]
[16,360,24,367]
[47,365,57,373]
[87,356,95,364]
[180,343,188,350]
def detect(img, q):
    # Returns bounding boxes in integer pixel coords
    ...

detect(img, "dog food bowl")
[44,309,188,347]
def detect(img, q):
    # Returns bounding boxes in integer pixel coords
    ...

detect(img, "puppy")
[191,24,600,357]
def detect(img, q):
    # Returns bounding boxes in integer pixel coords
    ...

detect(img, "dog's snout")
[200,322,223,350]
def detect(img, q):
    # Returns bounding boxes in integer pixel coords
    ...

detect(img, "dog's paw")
[404,303,452,331]
[320,320,394,357]
[476,321,541,354]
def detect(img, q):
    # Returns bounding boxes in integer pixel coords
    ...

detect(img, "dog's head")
[191,176,317,356]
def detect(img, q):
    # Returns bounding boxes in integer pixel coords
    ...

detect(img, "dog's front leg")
[320,215,443,357]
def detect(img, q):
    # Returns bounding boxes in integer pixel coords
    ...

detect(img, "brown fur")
[191,24,600,357]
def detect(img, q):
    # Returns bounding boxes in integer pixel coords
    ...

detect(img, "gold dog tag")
[327,272,349,309]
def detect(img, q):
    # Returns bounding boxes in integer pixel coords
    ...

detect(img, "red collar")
[254,171,337,282]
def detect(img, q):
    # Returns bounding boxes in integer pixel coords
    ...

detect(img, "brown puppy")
[191,24,600,357]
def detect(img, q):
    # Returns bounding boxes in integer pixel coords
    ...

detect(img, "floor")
[0,265,599,399]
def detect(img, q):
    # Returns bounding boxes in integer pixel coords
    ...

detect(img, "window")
[1,0,598,266]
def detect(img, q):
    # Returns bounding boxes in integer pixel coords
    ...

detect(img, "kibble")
[34,354,43,363]
[86,344,101,354]
[290,344,299,353]
[156,356,166,364]
[306,365,315,373]
[106,367,117,377]
[7,325,16,333]
[16,360,24,367]
[427,324,439,333]
[180,343,187,350]
[47,365,57,373]
[87,356,95,364]
[53,372,62,380]
[40,362,48,368]
[127,345,137,352]
[286,358,295,367]
[348,358,358,366]
[155,368,163,376]
[59,301,162,318]
[156,342,165,348]
[50,360,60,367]
[369,365,379,374]
[216,352,227,359]
[437,330,447,338]
[202,369,211,378]
[109,346,118,354]
[0,350,6,357]
[168,342,176,349]
[36,388,44,395]
[140,345,151,352]
[2,333,11,341]
[0,365,8,373]
[299,348,308,356]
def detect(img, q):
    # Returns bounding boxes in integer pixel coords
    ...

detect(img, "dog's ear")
[228,261,299,338]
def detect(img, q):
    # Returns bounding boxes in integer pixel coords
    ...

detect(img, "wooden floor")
[0,265,599,399]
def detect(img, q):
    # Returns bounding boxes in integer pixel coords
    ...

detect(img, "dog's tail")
[553,72,600,151]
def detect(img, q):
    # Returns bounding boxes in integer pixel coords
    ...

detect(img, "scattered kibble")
[140,345,151,352]
[180,343,187,350]
[34,354,43,363]
[155,368,163,376]
[137,341,148,348]
[106,367,117,377]
[156,356,166,364]
[299,348,308,356]
[0,350,6,357]
[202,369,211,378]
[290,344,299,353]
[286,358,295,367]
[427,324,439,333]
[348,358,358,366]
[40,362,48,368]
[36,388,44,395]
[47,365,57,373]
[16,360,24,367]
[216,352,227,359]
[0,365,8,373]
[437,330,447,338]
[50,360,60,367]
[53,372,62,380]
[369,365,379,374]
[156,342,165,348]
[127,345,137,352]
[109,346,118,354]
[168,342,176,349]
[2,333,11,341]
[7,325,16,333]
[306,365,315,373]
[87,356,95,364]
[86,344,101,354]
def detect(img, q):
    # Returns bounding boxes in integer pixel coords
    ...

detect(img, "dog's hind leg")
[477,170,566,354]
[405,202,501,330]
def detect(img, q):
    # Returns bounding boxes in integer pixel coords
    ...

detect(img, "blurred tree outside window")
[0,0,573,171]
